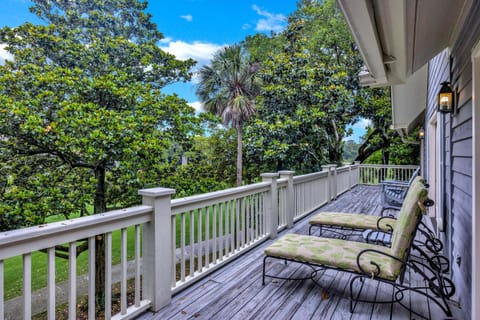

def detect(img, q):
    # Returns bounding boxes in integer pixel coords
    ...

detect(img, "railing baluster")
[23,253,31,320]
[197,208,203,272]
[261,192,265,235]
[239,197,248,248]
[235,199,239,249]
[251,195,255,240]
[224,201,233,257]
[120,227,127,315]
[181,212,186,282]
[0,260,3,320]
[228,200,235,255]
[171,217,176,287]
[69,242,77,319]
[245,197,249,243]
[135,225,141,307]
[246,196,251,244]
[247,195,255,244]
[189,210,195,278]
[255,195,258,237]
[205,206,210,267]
[225,201,229,257]
[264,191,268,234]
[88,237,95,319]
[219,202,223,261]
[212,204,217,264]
[105,232,112,320]
[47,247,55,320]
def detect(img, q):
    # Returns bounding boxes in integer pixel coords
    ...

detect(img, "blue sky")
[0,0,368,142]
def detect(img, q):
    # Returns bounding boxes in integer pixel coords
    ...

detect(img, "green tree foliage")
[357,87,420,165]
[0,0,196,225]
[0,0,198,306]
[342,139,361,163]
[161,128,237,197]
[244,0,363,174]
[196,45,260,186]
[242,33,284,63]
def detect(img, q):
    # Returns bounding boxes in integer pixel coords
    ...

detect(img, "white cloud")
[242,23,251,30]
[188,101,204,113]
[252,5,287,33]
[160,40,224,67]
[343,118,372,142]
[180,14,193,22]
[159,36,173,44]
[353,118,372,130]
[0,44,13,65]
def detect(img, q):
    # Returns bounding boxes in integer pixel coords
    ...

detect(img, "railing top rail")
[171,181,271,214]
[358,164,419,169]
[293,170,328,184]
[336,166,350,173]
[0,205,153,260]
[277,177,288,188]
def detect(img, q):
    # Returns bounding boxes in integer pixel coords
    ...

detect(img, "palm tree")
[196,45,260,186]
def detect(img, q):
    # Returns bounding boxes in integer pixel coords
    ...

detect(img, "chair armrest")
[380,180,409,186]
[356,248,405,277]
[377,216,395,232]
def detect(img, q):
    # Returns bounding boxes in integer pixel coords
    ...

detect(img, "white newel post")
[321,165,332,203]
[138,187,175,311]
[261,173,279,239]
[279,170,295,228]
[331,164,338,199]
[348,165,352,190]
[354,161,361,185]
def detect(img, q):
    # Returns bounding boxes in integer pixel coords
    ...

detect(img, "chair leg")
[262,256,268,285]
[349,276,365,313]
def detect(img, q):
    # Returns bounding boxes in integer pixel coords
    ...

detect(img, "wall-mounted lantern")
[418,127,425,140]
[437,81,454,113]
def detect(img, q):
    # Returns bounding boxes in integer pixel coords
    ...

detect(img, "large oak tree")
[0,0,197,308]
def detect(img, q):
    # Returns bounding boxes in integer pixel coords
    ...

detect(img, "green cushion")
[265,177,429,281]
[390,178,428,260]
[265,233,401,281]
[309,212,396,232]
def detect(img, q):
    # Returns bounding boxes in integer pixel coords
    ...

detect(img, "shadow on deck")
[138,185,460,320]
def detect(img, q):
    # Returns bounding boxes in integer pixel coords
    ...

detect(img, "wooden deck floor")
[138,185,460,320]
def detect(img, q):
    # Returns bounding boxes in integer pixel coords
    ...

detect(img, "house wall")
[426,3,480,319]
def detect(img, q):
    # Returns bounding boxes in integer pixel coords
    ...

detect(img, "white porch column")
[279,170,295,228]
[138,187,175,311]
[261,173,279,239]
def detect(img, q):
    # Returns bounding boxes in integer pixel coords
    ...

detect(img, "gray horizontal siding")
[425,2,479,318]
[447,2,480,318]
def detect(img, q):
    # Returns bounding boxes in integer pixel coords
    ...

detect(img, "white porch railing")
[358,164,419,185]
[0,162,396,319]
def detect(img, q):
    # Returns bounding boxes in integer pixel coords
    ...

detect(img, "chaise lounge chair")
[381,167,420,215]
[307,177,448,272]
[262,180,454,318]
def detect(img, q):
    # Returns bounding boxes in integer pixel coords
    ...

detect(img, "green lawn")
[4,196,260,300]
[4,226,138,301]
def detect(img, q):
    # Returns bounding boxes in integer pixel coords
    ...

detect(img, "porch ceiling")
[391,65,428,132]
[338,0,472,87]
[337,0,472,133]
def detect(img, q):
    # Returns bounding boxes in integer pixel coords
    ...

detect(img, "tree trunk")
[94,167,107,309]
[236,125,243,187]
[329,119,343,163]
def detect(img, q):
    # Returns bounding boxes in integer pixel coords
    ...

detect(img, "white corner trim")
[471,39,480,320]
